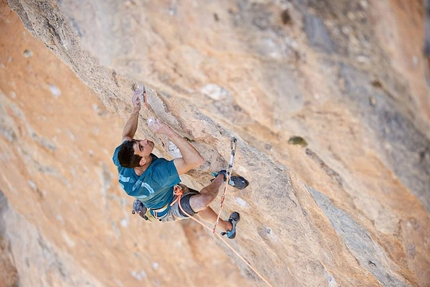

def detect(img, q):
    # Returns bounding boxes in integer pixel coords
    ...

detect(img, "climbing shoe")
[221,212,240,239]
[211,170,249,190]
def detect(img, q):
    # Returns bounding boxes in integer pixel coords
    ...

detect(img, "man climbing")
[112,86,248,238]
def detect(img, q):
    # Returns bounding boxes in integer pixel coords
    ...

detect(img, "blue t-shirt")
[112,142,181,217]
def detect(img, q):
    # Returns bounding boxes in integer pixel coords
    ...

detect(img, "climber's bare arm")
[149,120,204,175]
[169,130,204,175]
[122,90,143,141]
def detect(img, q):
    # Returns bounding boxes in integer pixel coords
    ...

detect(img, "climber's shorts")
[159,184,199,222]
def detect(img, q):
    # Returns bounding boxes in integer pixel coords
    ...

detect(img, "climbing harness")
[213,137,237,234]
[132,199,169,222]
[152,203,169,219]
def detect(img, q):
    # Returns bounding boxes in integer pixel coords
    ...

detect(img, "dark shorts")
[160,184,199,222]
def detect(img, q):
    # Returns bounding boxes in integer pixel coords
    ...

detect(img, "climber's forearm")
[166,129,204,174]
[122,87,143,141]
[122,109,140,141]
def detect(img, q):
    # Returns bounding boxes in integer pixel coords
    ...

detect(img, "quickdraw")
[212,137,237,233]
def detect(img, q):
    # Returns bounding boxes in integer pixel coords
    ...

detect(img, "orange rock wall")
[1,0,429,286]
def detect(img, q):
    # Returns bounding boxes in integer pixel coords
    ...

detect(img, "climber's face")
[133,139,154,158]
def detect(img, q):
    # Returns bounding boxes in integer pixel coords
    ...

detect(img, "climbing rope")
[171,138,273,287]
[212,137,237,233]
[173,185,274,287]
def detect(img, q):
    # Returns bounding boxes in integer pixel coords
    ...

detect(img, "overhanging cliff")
[1,0,429,286]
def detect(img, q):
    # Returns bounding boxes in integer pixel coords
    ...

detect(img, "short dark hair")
[117,140,142,168]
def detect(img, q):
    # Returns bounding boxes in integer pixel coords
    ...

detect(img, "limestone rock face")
[1,0,429,286]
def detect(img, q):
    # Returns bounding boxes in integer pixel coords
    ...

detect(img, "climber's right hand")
[132,87,142,112]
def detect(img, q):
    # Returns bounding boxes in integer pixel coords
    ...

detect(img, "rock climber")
[112,86,248,238]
